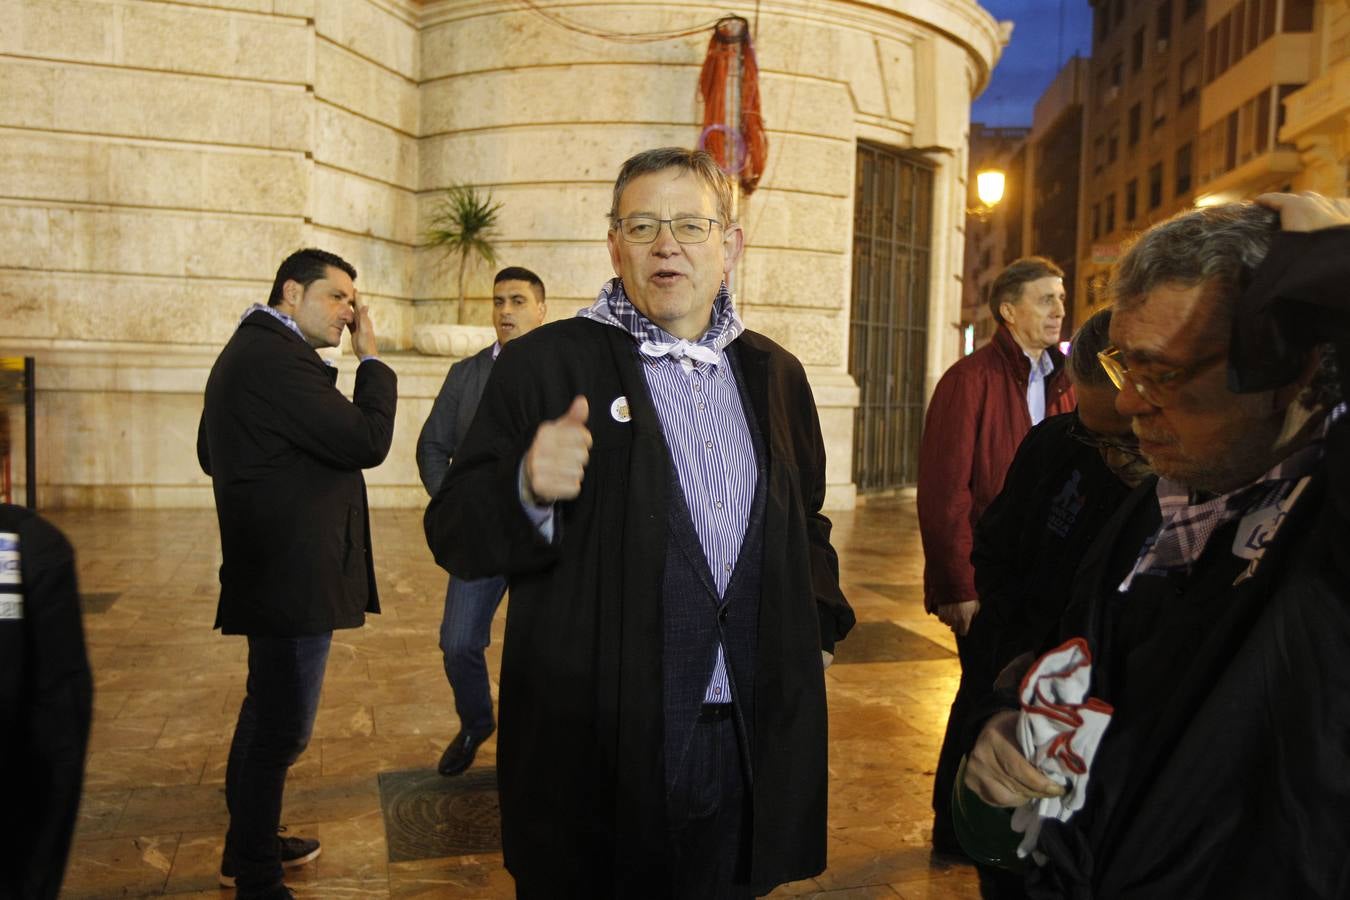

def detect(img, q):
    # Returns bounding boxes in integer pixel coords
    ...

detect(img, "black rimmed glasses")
[614,216,723,244]
[1096,345,1226,408]
[1065,413,1141,456]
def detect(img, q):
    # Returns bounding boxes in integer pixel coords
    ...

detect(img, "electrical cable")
[516,0,722,43]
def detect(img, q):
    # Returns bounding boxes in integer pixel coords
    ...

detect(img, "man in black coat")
[425,148,854,898]
[970,308,1148,684]
[963,195,1350,898]
[198,248,396,900]
[415,266,547,777]
[0,504,92,900]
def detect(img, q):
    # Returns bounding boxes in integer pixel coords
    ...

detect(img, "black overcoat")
[198,310,397,636]
[0,504,92,900]
[1022,230,1350,899]
[424,318,854,896]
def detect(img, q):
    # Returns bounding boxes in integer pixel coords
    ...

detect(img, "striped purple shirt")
[579,279,757,704]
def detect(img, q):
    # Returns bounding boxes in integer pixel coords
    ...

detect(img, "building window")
[1128,102,1142,145]
[1109,55,1124,102]
[1217,14,1231,76]
[1152,82,1168,130]
[1215,22,1225,82]
[1256,89,1272,153]
[1285,0,1314,32]
[1097,3,1111,44]
[1157,0,1173,50]
[1091,203,1101,240]
[1245,0,1261,54]
[1125,179,1138,221]
[1263,0,1277,41]
[1148,163,1163,209]
[1175,142,1193,196]
[1105,193,1116,233]
[1184,0,1202,19]
[1132,28,1146,73]
[1094,135,1106,173]
[1231,5,1246,62]
[1180,54,1199,106]
[1108,124,1119,163]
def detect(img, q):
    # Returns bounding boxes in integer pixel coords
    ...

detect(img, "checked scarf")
[1118,406,1341,592]
[577,277,744,367]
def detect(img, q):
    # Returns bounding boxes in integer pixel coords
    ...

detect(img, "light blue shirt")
[1025,349,1055,426]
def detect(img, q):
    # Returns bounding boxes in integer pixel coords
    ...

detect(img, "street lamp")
[968,168,1006,221]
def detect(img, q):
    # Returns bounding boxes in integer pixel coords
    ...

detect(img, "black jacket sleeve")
[0,510,92,900]
[425,336,562,581]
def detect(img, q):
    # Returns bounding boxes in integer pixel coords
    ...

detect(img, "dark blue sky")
[971,0,1094,127]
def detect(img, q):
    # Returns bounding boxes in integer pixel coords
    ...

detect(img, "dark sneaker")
[219,829,321,887]
[437,727,494,777]
[238,886,296,900]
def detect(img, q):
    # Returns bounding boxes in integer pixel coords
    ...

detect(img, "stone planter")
[412,323,495,358]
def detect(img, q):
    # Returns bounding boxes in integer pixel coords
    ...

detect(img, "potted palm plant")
[414,184,503,356]
[427,184,502,325]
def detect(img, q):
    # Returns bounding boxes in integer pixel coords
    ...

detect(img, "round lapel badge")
[610,395,631,423]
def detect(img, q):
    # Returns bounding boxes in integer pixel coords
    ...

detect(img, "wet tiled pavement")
[51,497,979,898]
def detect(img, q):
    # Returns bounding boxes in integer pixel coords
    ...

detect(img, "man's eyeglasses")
[614,216,723,245]
[1065,414,1140,456]
[1096,346,1225,408]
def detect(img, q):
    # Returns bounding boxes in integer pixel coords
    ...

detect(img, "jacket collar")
[991,323,1065,382]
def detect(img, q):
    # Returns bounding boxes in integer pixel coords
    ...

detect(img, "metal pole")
[23,357,35,510]
[719,16,747,297]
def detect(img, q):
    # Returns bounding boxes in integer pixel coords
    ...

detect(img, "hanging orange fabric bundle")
[698,17,767,197]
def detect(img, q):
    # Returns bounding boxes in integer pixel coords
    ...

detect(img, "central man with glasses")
[425,147,854,899]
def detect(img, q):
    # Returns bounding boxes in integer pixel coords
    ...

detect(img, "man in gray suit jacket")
[416,266,546,776]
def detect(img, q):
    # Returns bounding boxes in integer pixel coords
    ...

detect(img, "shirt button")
[693,383,701,392]
[713,687,722,696]
[724,562,732,572]
[705,440,713,450]
[697,402,705,411]
[715,500,723,510]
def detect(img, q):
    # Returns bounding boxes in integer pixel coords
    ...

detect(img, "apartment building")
[1076,0,1324,323]
[961,124,1030,351]
[1076,0,1209,324]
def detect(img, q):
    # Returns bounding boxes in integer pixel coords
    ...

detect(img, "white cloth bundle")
[1010,637,1114,865]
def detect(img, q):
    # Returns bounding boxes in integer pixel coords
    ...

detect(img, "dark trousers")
[933,626,999,848]
[668,710,754,900]
[439,574,507,736]
[224,633,332,896]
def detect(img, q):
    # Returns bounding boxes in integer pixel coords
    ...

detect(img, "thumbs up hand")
[524,395,592,503]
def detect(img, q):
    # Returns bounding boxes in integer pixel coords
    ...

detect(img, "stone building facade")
[1,0,1001,508]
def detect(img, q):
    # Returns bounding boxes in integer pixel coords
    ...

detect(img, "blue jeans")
[224,633,331,896]
[439,575,507,736]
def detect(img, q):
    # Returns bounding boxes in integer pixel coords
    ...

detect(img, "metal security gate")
[849,143,934,492]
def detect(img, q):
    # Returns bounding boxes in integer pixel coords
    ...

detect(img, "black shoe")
[438,727,494,776]
[237,886,296,900]
[219,828,321,887]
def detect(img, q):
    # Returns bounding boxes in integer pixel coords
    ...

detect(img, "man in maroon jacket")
[917,256,1076,855]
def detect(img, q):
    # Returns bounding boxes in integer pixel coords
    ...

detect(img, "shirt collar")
[1024,348,1054,381]
[238,303,335,367]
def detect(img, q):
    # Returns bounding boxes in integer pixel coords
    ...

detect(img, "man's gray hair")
[608,147,734,227]
[1111,201,1278,312]
[1069,307,1114,387]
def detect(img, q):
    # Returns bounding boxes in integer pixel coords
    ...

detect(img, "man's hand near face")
[524,395,592,504]
[349,296,379,359]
